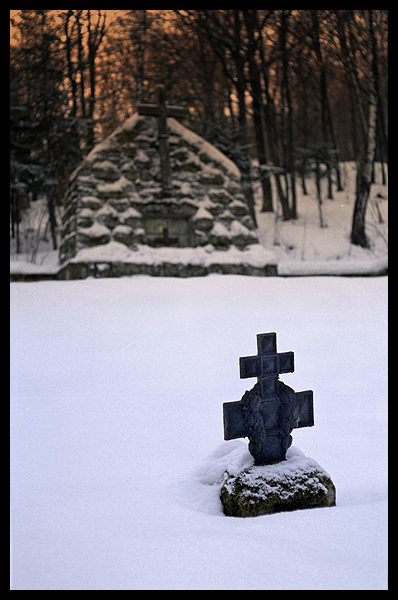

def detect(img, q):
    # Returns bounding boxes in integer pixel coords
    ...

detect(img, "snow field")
[10,275,388,589]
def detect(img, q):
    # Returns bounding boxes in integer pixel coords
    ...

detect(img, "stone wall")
[60,115,259,266]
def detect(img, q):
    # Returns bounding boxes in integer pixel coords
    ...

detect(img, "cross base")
[160,185,175,197]
[220,448,336,516]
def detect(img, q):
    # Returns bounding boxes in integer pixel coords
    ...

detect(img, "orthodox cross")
[138,85,189,197]
[223,333,314,465]
[154,227,179,247]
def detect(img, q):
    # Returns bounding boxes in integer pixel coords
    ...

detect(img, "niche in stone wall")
[144,215,194,247]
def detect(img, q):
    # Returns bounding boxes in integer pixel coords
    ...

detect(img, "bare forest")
[10,10,388,253]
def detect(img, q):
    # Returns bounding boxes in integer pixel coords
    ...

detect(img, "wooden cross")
[154,227,179,247]
[138,85,189,197]
[223,333,314,463]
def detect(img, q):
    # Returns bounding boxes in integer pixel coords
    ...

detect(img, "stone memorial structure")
[58,86,276,279]
[221,332,336,516]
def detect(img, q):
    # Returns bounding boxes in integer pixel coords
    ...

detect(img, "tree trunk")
[251,94,273,212]
[311,10,335,200]
[136,10,147,104]
[233,11,257,227]
[244,10,273,212]
[11,190,21,252]
[280,10,296,218]
[86,11,106,152]
[75,11,86,119]
[258,43,290,219]
[315,157,325,228]
[351,10,378,248]
[46,190,58,250]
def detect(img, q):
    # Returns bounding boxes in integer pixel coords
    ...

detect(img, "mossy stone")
[220,461,336,518]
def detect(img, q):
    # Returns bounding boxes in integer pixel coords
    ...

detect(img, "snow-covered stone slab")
[57,242,278,279]
[220,446,336,517]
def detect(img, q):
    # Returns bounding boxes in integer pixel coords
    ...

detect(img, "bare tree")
[63,10,106,152]
[351,10,378,248]
[243,10,273,212]
[174,10,258,226]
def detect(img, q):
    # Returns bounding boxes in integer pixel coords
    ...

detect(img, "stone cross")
[223,333,314,465]
[138,85,189,197]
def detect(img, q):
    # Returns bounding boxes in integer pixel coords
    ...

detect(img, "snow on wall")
[60,114,261,275]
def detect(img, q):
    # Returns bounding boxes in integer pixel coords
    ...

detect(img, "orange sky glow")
[10,10,128,34]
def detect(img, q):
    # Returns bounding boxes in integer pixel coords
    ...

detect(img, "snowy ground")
[10,162,388,277]
[10,274,388,589]
[256,161,388,274]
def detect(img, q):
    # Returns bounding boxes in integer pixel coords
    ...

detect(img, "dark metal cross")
[138,85,189,197]
[223,333,314,464]
[239,332,295,399]
[154,227,178,247]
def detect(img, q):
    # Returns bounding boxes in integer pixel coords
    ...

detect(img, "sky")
[10,10,126,38]
[10,10,135,24]
[9,10,127,51]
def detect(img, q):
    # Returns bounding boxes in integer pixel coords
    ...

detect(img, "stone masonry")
[59,114,261,274]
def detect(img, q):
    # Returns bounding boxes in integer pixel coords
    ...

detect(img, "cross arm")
[294,390,314,428]
[239,351,295,379]
[223,400,247,440]
[138,104,189,118]
[165,105,189,118]
[223,388,314,441]
[138,103,160,116]
[239,355,260,379]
